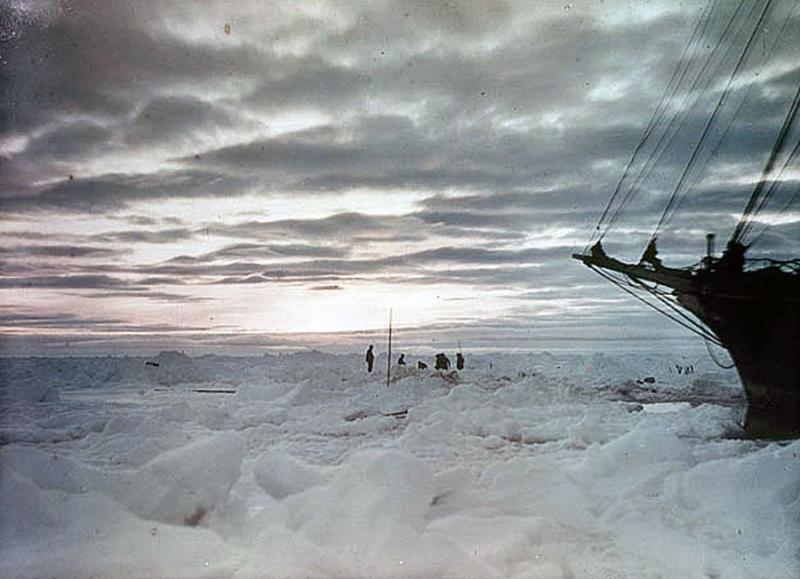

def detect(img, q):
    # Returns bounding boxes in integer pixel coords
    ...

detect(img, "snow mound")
[0,380,60,403]
[284,450,452,574]
[108,433,245,526]
[254,451,329,499]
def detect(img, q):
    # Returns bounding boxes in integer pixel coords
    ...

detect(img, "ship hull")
[677,268,800,439]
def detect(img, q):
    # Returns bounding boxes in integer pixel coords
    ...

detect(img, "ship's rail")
[686,257,800,275]
[742,258,800,274]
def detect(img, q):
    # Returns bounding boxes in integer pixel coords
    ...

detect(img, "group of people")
[364,345,464,373]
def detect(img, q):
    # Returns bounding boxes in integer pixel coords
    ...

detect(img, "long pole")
[386,309,392,388]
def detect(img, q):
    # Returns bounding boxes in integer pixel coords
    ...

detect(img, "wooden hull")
[677,268,800,439]
[573,250,800,439]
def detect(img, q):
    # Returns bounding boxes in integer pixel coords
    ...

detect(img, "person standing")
[365,345,375,373]
[456,352,464,370]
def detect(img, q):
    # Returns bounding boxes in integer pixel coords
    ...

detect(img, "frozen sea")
[0,349,797,578]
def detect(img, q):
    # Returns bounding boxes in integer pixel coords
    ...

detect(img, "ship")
[572,0,800,439]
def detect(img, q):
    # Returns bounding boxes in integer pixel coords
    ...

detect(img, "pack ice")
[0,349,797,578]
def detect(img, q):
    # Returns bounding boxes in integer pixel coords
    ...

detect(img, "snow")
[0,349,797,578]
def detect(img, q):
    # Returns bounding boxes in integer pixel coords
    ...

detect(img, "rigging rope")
[704,336,736,369]
[651,0,776,240]
[588,265,725,346]
[650,0,796,236]
[598,0,750,242]
[592,0,716,244]
[732,77,800,244]
[747,142,800,246]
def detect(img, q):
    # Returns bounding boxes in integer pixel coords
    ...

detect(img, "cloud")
[2,170,255,213]
[124,95,245,146]
[1,0,797,349]
[0,274,130,289]
[178,242,350,262]
[0,244,117,258]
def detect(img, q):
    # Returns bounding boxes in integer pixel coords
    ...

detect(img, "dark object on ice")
[398,353,406,366]
[434,353,451,370]
[456,352,465,370]
[183,506,206,527]
[382,409,409,418]
[417,361,428,370]
[636,376,656,385]
[145,361,160,367]
[192,389,236,394]
[441,370,459,385]
[365,345,375,373]
[573,11,800,439]
[344,409,369,422]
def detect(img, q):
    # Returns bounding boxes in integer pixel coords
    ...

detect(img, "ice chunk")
[108,432,244,526]
[254,451,329,500]
[287,450,434,546]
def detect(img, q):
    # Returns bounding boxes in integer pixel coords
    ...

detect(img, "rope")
[652,0,776,240]
[592,0,716,244]
[704,335,736,369]
[600,0,750,241]
[588,265,725,347]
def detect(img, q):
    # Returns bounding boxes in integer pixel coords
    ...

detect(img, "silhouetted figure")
[434,353,451,371]
[365,345,375,373]
[398,353,406,366]
[641,238,662,268]
[719,240,746,274]
[417,361,428,370]
[456,352,464,370]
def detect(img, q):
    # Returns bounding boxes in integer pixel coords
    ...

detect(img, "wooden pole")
[386,308,393,388]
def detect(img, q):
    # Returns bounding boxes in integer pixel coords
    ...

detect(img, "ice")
[107,432,245,526]
[0,349,797,578]
[254,450,329,499]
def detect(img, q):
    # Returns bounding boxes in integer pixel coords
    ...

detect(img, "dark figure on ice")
[365,345,375,373]
[398,353,406,366]
[435,353,451,371]
[417,361,428,370]
[456,352,464,370]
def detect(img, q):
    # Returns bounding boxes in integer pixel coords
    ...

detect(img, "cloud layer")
[1,0,798,351]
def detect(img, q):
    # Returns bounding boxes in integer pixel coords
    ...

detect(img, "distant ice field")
[1,350,797,578]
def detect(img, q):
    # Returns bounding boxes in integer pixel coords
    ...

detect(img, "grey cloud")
[2,170,254,213]
[93,227,196,244]
[0,274,129,289]
[79,291,212,303]
[212,212,401,240]
[180,242,350,263]
[22,120,113,161]
[1,0,266,134]
[0,311,127,328]
[0,244,117,258]
[125,95,243,146]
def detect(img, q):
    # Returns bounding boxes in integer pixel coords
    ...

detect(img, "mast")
[386,308,392,388]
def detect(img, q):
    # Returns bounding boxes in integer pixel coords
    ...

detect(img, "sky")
[0,0,798,355]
